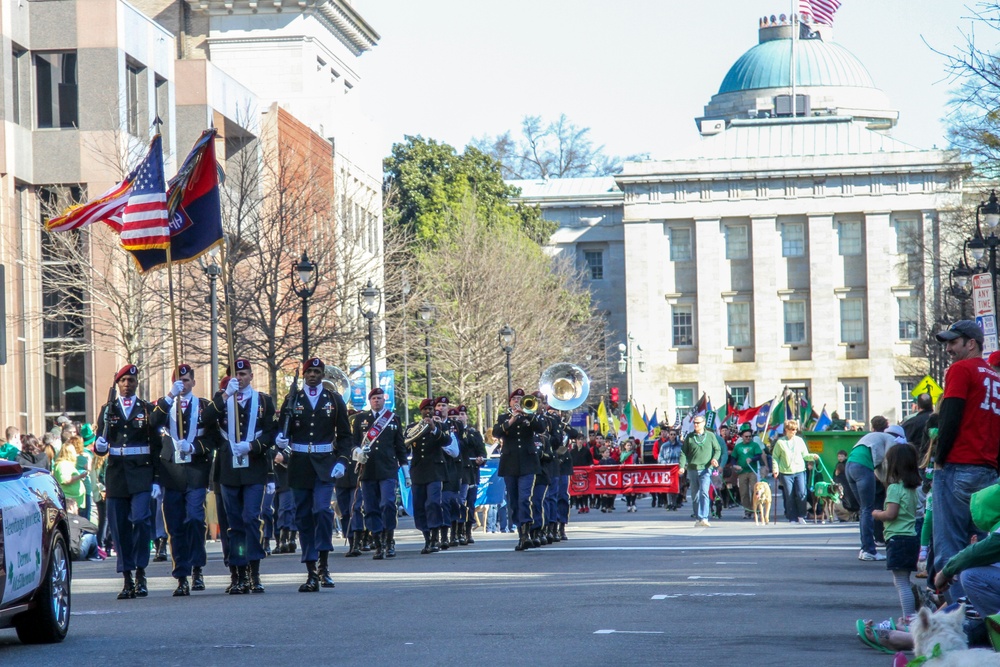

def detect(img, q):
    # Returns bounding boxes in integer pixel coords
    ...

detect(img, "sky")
[353,0,980,163]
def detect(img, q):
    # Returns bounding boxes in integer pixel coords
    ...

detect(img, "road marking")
[71,610,125,615]
[594,629,664,635]
[687,575,735,580]
[651,593,756,599]
[715,561,757,565]
[429,545,860,554]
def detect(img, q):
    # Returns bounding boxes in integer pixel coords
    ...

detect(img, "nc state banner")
[570,464,680,496]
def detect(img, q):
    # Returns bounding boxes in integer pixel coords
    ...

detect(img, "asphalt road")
[1,502,906,667]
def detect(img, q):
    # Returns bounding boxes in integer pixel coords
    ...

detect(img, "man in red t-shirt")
[933,319,1000,601]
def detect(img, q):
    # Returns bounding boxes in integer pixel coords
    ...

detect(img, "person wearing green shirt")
[770,420,818,525]
[732,424,765,519]
[0,426,21,461]
[680,415,721,527]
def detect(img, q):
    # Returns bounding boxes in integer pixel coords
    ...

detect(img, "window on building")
[669,228,692,261]
[727,302,751,347]
[840,298,865,343]
[781,222,805,257]
[672,305,694,347]
[725,225,748,259]
[842,381,867,423]
[899,380,917,420]
[584,250,604,280]
[898,296,919,340]
[838,221,863,256]
[727,385,752,409]
[35,51,78,129]
[895,219,919,255]
[12,48,25,126]
[672,386,695,424]
[126,63,142,136]
[783,300,807,344]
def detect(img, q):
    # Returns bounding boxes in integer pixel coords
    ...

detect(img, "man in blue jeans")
[933,320,1000,602]
[679,416,720,527]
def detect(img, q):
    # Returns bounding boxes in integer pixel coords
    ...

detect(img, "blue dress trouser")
[442,488,462,525]
[362,478,399,533]
[162,487,208,579]
[108,491,152,573]
[293,482,335,562]
[543,479,559,524]
[261,486,275,540]
[555,475,570,524]
[464,483,478,524]
[220,483,265,566]
[504,474,535,526]
[531,478,548,528]
[276,489,297,531]
[335,485,364,534]
[412,481,444,531]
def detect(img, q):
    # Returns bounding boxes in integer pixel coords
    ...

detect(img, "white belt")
[221,430,262,443]
[109,446,150,457]
[291,443,333,454]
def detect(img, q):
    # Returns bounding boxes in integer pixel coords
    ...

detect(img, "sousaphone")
[322,365,352,396]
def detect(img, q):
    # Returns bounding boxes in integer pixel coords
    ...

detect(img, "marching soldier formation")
[92,356,578,599]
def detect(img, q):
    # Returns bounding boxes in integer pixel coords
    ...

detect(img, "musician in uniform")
[493,388,546,552]
[338,409,366,558]
[436,401,463,548]
[546,404,580,542]
[353,387,406,559]
[408,398,450,554]
[272,435,298,554]
[274,357,352,592]
[150,363,218,596]
[94,364,161,599]
[203,358,277,595]
[529,391,556,547]
[457,405,487,544]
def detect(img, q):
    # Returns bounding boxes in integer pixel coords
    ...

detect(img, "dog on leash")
[814,481,843,524]
[752,482,772,525]
[910,604,1000,666]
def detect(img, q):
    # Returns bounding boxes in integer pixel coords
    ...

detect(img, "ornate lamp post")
[291,252,318,361]
[498,324,516,398]
[358,279,382,395]
[419,303,434,398]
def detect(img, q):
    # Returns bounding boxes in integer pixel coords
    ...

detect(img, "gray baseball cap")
[936,320,984,345]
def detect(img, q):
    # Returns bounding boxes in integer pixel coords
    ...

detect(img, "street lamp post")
[401,273,411,424]
[291,252,318,361]
[498,324,516,398]
[203,262,222,392]
[617,332,644,401]
[951,191,1000,328]
[419,303,434,398]
[358,279,382,395]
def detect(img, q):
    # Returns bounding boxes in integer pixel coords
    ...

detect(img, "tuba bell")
[539,362,590,411]
[322,365,352,396]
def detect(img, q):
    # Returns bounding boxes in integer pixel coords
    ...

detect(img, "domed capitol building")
[512,14,967,424]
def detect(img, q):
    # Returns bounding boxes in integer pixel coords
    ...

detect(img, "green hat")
[970,483,1000,534]
[80,423,96,447]
[739,423,753,434]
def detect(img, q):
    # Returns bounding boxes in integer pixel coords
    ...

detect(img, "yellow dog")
[753,481,772,525]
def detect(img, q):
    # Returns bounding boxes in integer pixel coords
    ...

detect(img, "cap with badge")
[509,388,525,401]
[458,404,468,414]
[115,364,138,383]
[369,387,385,399]
[172,363,193,381]
[419,398,434,411]
[303,357,325,372]
[447,408,459,417]
[936,320,984,345]
[234,358,252,372]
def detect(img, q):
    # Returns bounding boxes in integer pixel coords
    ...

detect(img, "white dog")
[909,605,1000,666]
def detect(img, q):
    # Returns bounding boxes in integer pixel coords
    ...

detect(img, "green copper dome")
[719,38,876,94]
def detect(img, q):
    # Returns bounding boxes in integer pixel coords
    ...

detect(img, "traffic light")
[610,387,619,403]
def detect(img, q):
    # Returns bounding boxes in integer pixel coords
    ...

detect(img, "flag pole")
[219,238,241,442]
[165,246,184,441]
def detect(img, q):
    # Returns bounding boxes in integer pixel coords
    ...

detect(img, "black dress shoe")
[386,530,396,558]
[133,568,149,597]
[299,573,320,593]
[118,572,136,600]
[172,577,190,597]
[249,561,265,593]
[224,565,238,594]
[191,567,205,591]
[317,552,335,587]
[153,538,168,562]
[229,566,248,594]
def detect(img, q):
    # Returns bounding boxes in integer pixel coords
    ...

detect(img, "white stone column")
[694,217,725,396]
[750,215,781,394]
[864,211,897,417]
[808,213,838,403]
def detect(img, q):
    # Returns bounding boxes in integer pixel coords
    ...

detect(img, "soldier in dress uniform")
[338,409,366,558]
[203,358,277,595]
[457,405,487,544]
[408,398,450,554]
[272,437,298,554]
[434,399,463,549]
[274,357,352,592]
[493,388,547,552]
[149,363,218,596]
[529,391,556,548]
[544,403,580,543]
[353,387,406,560]
[94,364,161,599]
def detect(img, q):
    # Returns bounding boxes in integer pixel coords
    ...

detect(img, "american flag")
[119,135,170,251]
[799,0,841,26]
[45,178,131,233]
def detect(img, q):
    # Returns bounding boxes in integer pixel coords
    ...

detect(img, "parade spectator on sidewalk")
[732,424,765,519]
[771,420,818,525]
[932,319,1000,602]
[680,416,720,527]
[15,433,49,470]
[1,426,21,461]
[657,428,683,510]
[621,440,640,512]
[845,415,896,560]
[53,435,88,515]
[571,438,594,513]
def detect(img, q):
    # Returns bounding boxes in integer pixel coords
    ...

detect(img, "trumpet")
[520,395,540,415]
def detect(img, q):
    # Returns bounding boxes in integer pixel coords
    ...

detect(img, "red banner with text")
[570,464,680,496]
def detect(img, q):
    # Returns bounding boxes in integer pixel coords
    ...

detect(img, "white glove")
[224,378,240,398]
[94,436,109,454]
[151,483,162,500]
[443,434,460,459]
[275,434,290,449]
[232,441,251,457]
[352,447,368,463]
[331,462,346,479]
[265,482,275,495]
[404,475,412,488]
[175,438,194,455]
[170,380,185,398]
